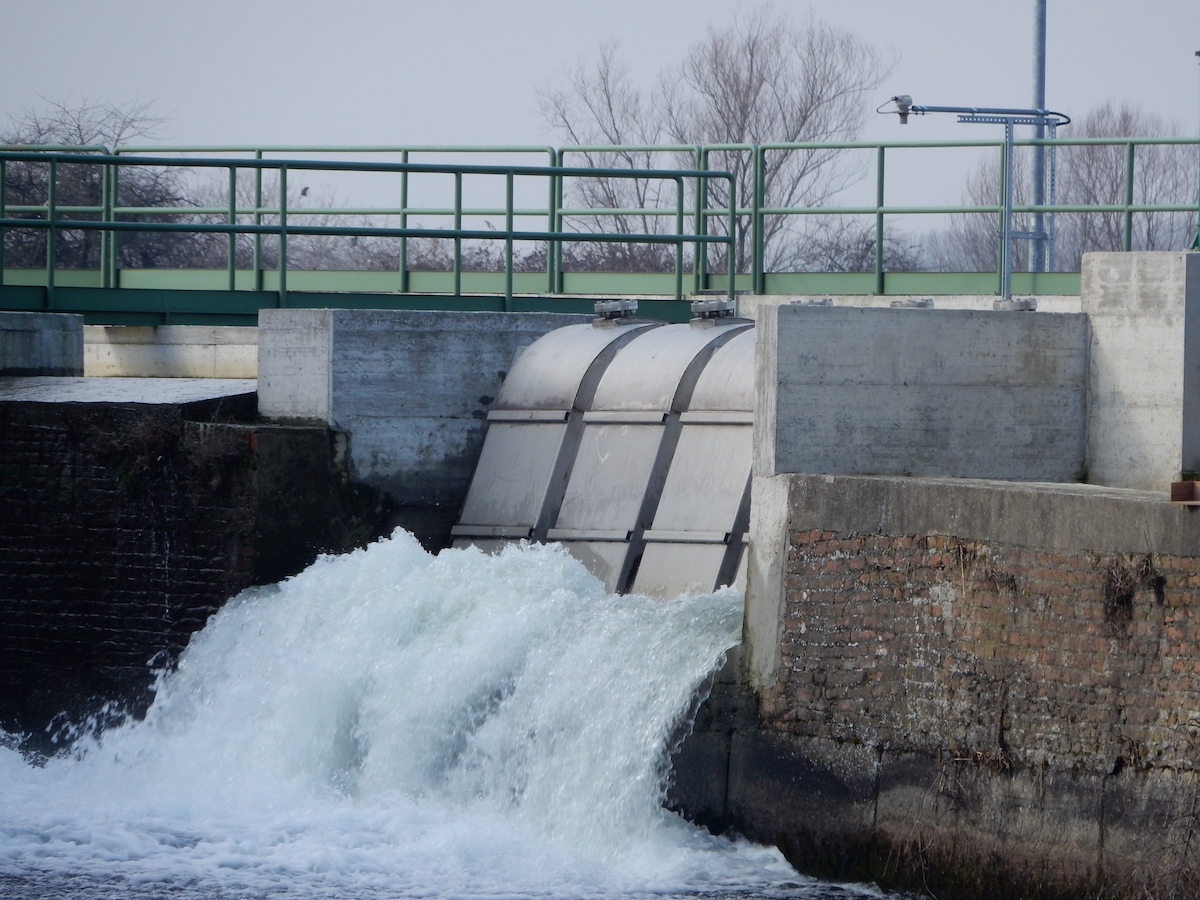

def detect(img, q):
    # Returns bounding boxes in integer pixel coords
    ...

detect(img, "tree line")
[3,9,1196,277]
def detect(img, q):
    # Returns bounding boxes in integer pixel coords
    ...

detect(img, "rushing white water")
[0,531,882,899]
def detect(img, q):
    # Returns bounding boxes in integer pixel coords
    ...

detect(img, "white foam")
[0,531,852,898]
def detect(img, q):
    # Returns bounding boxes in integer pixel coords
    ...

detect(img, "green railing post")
[552,153,561,294]
[505,169,514,311]
[675,175,685,301]
[399,149,410,292]
[726,176,736,303]
[46,159,57,308]
[278,165,288,307]
[253,150,263,292]
[227,166,237,291]
[100,160,112,288]
[0,159,6,286]
[110,164,120,287]
[693,145,705,295]
[546,150,557,293]
[453,171,462,297]
[752,145,764,294]
[1123,142,1136,252]
[874,146,886,295]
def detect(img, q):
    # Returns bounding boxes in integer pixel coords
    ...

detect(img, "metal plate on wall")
[630,329,755,596]
[454,320,657,541]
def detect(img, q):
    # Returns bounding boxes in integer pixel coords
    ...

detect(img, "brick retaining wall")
[765,530,1199,775]
[672,474,1200,900]
[0,396,391,751]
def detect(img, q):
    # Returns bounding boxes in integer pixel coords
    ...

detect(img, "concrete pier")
[1083,252,1200,490]
[257,308,590,547]
[0,312,83,376]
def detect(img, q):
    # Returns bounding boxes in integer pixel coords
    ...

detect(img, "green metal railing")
[0,150,738,308]
[1,136,1197,312]
[560,136,1200,296]
[118,145,559,294]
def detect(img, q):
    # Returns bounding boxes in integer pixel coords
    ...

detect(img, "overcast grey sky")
[1,0,1196,207]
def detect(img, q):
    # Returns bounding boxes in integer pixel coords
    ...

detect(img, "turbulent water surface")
[0,532,890,899]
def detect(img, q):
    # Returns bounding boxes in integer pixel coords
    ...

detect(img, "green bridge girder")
[0,270,1082,326]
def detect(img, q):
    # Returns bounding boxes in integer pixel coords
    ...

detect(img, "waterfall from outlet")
[0,531,882,900]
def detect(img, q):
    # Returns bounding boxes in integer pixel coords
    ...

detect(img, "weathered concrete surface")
[678,472,1200,899]
[755,304,1089,483]
[738,293,1083,319]
[85,325,258,378]
[0,312,83,376]
[0,376,257,405]
[257,308,590,547]
[1082,251,1200,490]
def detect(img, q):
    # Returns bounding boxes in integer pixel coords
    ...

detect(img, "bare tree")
[539,41,679,273]
[3,96,167,151]
[803,216,923,273]
[1055,102,1195,268]
[925,101,1197,273]
[539,6,892,273]
[1,97,227,269]
[924,152,1030,273]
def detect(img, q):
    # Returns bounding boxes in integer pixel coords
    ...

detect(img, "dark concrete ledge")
[0,376,257,406]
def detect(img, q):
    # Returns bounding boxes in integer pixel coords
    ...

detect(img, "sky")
[1,0,1197,209]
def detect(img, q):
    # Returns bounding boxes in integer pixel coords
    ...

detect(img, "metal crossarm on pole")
[883,98,1071,299]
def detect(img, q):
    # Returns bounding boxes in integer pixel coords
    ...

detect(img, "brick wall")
[670,474,1200,899]
[0,401,259,744]
[0,398,391,751]
[763,530,1200,776]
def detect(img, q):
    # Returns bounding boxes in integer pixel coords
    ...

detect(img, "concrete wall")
[257,308,590,546]
[0,312,83,376]
[1082,251,1200,491]
[677,471,1200,898]
[84,325,258,378]
[755,304,1089,483]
